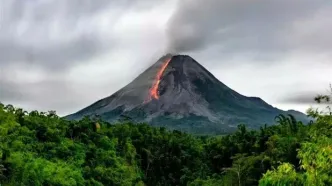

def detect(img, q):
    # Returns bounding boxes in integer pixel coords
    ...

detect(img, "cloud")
[0,79,88,115]
[0,0,167,71]
[0,37,112,71]
[281,92,320,104]
[280,86,332,104]
[166,0,332,57]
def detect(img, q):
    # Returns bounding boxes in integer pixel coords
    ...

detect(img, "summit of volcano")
[66,54,308,134]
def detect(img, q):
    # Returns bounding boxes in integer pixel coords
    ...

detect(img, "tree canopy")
[0,91,331,185]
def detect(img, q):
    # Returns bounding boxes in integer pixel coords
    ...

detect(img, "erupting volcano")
[66,54,308,135]
[146,57,172,102]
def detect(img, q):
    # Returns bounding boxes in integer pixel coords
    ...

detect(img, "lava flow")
[145,57,172,102]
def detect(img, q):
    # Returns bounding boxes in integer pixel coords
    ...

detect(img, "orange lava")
[146,57,172,102]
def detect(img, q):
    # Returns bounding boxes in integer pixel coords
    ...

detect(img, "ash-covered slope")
[66,54,309,134]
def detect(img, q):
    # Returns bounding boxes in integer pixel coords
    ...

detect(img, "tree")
[259,163,303,186]
[298,137,332,185]
[260,84,332,186]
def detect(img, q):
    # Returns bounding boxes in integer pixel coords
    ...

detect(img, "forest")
[0,94,331,186]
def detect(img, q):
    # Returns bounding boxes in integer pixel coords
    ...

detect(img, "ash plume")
[165,0,331,54]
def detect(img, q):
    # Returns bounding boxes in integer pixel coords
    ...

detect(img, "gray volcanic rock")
[66,54,309,134]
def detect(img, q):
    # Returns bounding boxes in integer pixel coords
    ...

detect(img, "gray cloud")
[0,0,166,71]
[0,0,114,70]
[281,85,332,104]
[281,92,320,104]
[0,37,111,71]
[166,0,332,56]
[0,78,82,114]
[0,80,25,102]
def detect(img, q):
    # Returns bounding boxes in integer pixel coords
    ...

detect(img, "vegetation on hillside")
[0,91,331,185]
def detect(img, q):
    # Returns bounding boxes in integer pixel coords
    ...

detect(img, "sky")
[0,0,331,116]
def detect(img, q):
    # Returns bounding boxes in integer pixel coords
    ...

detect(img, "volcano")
[66,54,308,134]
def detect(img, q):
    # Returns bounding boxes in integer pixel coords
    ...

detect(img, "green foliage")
[258,89,332,186]
[7,152,84,186]
[0,89,331,185]
[188,177,225,186]
[259,163,303,186]
[0,106,142,186]
[298,136,332,185]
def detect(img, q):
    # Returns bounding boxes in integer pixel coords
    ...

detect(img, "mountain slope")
[66,54,309,134]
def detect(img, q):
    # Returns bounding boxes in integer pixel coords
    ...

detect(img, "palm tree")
[4,104,14,113]
[275,114,299,134]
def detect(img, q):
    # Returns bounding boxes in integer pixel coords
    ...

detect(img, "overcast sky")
[0,0,331,116]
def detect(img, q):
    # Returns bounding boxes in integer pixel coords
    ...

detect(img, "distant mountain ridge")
[66,54,309,134]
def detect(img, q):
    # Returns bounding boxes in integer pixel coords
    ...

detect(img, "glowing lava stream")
[146,57,172,102]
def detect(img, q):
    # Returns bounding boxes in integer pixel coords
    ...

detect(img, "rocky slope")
[66,54,309,134]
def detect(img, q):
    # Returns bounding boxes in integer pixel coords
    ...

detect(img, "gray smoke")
[166,0,331,54]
